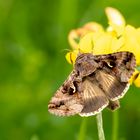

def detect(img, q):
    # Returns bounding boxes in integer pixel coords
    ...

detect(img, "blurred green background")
[0,0,140,140]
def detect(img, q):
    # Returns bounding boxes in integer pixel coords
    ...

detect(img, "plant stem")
[78,118,87,140]
[96,112,105,140]
[112,110,119,140]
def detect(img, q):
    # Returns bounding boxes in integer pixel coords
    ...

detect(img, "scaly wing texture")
[79,79,109,117]
[48,88,83,116]
[96,51,136,82]
[48,71,83,116]
[95,70,129,101]
[95,52,136,101]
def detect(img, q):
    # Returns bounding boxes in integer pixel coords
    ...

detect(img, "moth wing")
[95,70,130,101]
[48,71,83,116]
[79,79,109,117]
[96,51,136,82]
[48,90,83,116]
[94,51,136,101]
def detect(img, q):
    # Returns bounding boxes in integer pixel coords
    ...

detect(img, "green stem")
[96,112,105,140]
[78,118,87,140]
[112,110,119,140]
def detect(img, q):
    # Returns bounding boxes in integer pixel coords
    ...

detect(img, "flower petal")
[78,33,94,53]
[68,22,104,50]
[129,69,139,84]
[83,22,104,32]
[65,50,79,64]
[68,30,80,49]
[93,33,118,55]
[118,25,140,65]
[134,73,140,87]
[105,7,125,36]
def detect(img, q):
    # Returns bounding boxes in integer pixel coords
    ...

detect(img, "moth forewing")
[48,70,84,116]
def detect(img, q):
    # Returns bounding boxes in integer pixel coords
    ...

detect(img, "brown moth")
[48,52,136,117]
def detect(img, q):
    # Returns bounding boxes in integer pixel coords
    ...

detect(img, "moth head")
[75,53,99,77]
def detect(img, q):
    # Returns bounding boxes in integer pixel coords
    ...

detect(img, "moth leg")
[107,100,120,111]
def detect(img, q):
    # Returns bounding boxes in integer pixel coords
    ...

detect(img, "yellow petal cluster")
[68,22,104,50]
[66,7,140,87]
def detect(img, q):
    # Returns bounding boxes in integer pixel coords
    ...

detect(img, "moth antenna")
[60,49,72,53]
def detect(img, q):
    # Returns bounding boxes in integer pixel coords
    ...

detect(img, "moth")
[48,52,136,117]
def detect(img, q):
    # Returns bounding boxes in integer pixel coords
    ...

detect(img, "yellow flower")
[134,73,140,87]
[68,22,104,49]
[129,69,140,87]
[116,25,140,65]
[65,50,79,64]
[105,7,125,36]
[66,7,140,87]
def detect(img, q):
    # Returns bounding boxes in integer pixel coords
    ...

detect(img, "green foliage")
[0,0,140,140]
